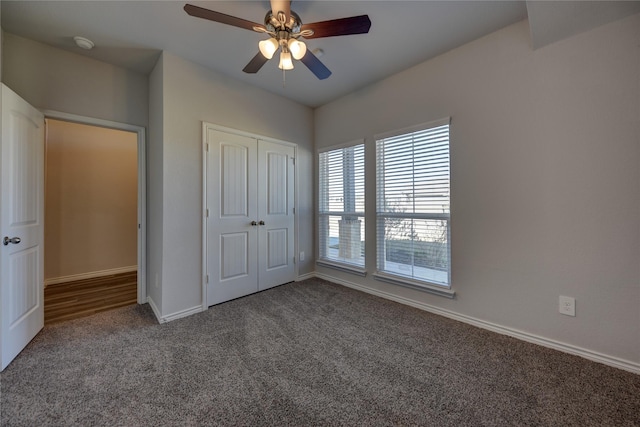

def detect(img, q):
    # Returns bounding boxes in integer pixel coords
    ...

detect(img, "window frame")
[374,118,453,296]
[317,140,367,275]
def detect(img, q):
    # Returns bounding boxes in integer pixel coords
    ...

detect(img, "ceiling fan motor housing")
[265,10,302,33]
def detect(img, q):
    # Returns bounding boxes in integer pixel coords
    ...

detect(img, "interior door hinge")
[293,256,296,264]
[292,207,295,214]
[205,208,209,218]
[205,143,209,152]
[292,157,295,165]
[206,275,209,283]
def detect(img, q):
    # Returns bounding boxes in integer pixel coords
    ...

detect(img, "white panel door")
[206,129,258,306]
[257,140,295,290]
[0,84,45,371]
[204,126,296,306]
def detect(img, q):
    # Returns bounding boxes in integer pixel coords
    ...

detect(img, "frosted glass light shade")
[259,38,278,59]
[288,39,307,60]
[278,51,294,70]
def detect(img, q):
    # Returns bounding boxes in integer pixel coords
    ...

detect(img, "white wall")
[45,119,138,280]
[152,52,314,318]
[314,15,640,367]
[2,34,148,128]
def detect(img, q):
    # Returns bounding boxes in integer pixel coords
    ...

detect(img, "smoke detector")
[73,36,94,50]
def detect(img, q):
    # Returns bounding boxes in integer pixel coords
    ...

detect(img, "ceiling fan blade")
[270,0,291,22]
[300,50,331,80]
[184,4,265,32]
[243,52,269,74]
[301,15,371,39]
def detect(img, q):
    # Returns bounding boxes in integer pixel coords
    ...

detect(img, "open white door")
[0,84,45,371]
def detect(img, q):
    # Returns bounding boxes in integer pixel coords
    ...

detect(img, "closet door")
[206,130,258,306]
[257,140,295,290]
[205,126,296,306]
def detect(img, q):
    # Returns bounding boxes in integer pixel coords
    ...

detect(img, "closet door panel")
[206,130,258,306]
[257,141,295,290]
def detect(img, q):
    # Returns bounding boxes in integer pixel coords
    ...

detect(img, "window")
[375,119,451,288]
[318,142,365,269]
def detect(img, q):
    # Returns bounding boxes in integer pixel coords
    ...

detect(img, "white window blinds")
[318,143,365,267]
[376,120,451,287]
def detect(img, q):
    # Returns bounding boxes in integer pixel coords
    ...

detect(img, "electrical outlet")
[299,251,305,262]
[559,296,576,317]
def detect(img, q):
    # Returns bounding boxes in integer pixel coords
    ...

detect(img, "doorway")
[42,113,146,323]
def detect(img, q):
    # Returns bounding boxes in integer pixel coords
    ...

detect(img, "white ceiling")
[2,1,638,108]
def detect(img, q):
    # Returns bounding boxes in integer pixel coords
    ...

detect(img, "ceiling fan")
[184,1,371,80]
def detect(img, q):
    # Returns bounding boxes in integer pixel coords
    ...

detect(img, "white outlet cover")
[559,296,576,317]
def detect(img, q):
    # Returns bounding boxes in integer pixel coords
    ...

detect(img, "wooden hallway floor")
[44,271,137,325]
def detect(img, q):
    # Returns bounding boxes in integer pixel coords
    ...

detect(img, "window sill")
[373,272,455,299]
[316,260,367,276]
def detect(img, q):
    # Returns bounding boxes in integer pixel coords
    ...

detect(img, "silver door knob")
[3,236,21,246]
[250,221,258,226]
[258,220,265,226]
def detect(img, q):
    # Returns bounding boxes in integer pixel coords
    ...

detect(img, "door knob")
[259,220,265,226]
[250,221,258,226]
[3,236,21,246]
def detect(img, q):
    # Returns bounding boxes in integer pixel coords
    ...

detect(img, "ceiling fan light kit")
[184,1,371,80]
[288,39,307,60]
[259,38,278,59]
[278,50,294,70]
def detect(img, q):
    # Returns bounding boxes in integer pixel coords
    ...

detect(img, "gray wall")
[2,34,148,127]
[2,13,637,369]
[3,32,152,307]
[153,52,314,318]
[1,32,314,321]
[314,16,640,366]
[146,53,164,312]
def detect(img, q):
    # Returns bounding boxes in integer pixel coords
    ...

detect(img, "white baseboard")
[161,305,204,323]
[147,297,204,324]
[147,297,163,323]
[314,272,640,375]
[45,265,138,287]
[296,272,316,281]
